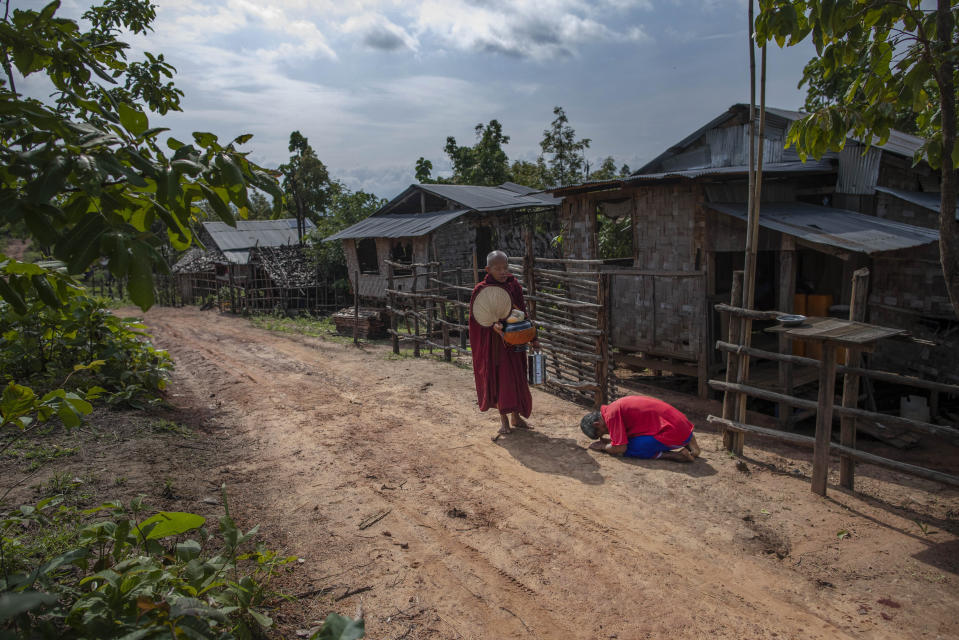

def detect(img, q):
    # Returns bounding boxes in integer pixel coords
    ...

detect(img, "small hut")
[171,219,315,307]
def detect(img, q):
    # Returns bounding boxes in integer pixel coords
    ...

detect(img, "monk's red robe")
[468,273,532,417]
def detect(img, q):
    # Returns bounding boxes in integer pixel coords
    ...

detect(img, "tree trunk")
[938,0,959,318]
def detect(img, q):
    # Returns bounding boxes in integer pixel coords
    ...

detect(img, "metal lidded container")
[528,351,546,385]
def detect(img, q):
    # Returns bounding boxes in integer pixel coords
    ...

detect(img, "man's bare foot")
[661,448,695,463]
[687,434,701,458]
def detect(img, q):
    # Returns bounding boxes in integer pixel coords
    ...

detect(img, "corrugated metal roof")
[417,184,560,210]
[708,202,939,254]
[323,209,470,242]
[549,160,835,195]
[202,219,314,251]
[636,104,923,176]
[875,187,957,216]
[626,160,835,183]
[200,219,314,265]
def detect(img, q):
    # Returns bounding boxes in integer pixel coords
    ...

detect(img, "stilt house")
[549,104,953,398]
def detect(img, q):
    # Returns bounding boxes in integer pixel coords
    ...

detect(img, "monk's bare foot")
[687,434,701,458]
[491,425,511,442]
[510,416,531,429]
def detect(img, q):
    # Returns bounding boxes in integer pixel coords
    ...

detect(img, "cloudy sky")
[43,0,818,198]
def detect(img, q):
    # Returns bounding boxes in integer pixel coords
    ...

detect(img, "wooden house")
[323,182,561,299]
[549,104,954,399]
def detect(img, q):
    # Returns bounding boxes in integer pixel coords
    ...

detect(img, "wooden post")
[412,264,420,358]
[353,270,359,345]
[524,229,537,321]
[593,273,611,407]
[426,263,434,355]
[442,320,451,362]
[839,267,869,489]
[386,264,400,355]
[472,248,479,285]
[456,268,467,351]
[812,342,839,496]
[778,235,797,428]
[722,271,745,453]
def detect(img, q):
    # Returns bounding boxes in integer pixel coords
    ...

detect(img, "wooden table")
[767,317,906,495]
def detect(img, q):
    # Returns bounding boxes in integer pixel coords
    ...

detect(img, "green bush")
[0,494,363,639]
[0,292,172,408]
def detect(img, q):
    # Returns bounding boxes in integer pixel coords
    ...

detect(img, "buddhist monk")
[580,395,701,462]
[469,250,538,439]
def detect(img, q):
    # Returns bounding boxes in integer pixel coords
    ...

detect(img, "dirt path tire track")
[141,307,959,640]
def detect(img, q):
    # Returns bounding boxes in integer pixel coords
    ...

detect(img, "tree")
[279,131,334,241]
[757,0,959,317]
[0,0,283,313]
[589,156,619,181]
[443,120,512,185]
[305,184,385,290]
[414,157,435,183]
[798,56,923,135]
[508,159,549,189]
[540,106,591,187]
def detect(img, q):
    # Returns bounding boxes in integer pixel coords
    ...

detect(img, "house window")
[390,241,414,275]
[475,227,493,262]
[357,238,379,274]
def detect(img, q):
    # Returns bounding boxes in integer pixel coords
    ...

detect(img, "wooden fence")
[710,268,959,496]
[383,254,614,408]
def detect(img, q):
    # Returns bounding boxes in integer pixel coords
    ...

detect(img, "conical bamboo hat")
[471,286,512,327]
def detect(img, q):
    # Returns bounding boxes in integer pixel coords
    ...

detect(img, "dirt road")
[143,307,958,639]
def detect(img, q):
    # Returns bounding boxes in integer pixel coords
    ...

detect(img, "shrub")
[0,292,172,408]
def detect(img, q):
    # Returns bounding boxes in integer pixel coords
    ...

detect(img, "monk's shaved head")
[486,250,508,266]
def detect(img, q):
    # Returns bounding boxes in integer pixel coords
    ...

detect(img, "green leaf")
[249,609,273,629]
[118,102,149,136]
[0,277,27,315]
[31,274,62,308]
[139,512,206,539]
[57,401,82,428]
[312,613,366,640]
[199,183,234,226]
[192,132,218,148]
[175,539,202,562]
[1,382,36,422]
[0,591,59,621]
[127,242,156,311]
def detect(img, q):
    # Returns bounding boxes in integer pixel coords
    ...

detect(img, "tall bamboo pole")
[731,3,768,446]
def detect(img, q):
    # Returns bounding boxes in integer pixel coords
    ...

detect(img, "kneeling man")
[581,395,701,462]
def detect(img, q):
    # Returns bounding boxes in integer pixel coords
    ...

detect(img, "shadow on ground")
[496,430,605,485]
[617,453,719,477]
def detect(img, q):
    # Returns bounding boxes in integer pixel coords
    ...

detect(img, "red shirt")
[600,396,694,447]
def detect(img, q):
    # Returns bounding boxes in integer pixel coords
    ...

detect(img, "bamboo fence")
[383,250,614,407]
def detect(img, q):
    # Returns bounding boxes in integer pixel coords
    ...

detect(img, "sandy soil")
[119,307,959,639]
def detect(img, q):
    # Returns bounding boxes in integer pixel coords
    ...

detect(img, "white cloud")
[411,0,653,60]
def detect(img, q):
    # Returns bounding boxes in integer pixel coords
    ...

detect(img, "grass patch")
[147,417,194,437]
[4,442,78,468]
[251,313,474,369]
[384,347,473,370]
